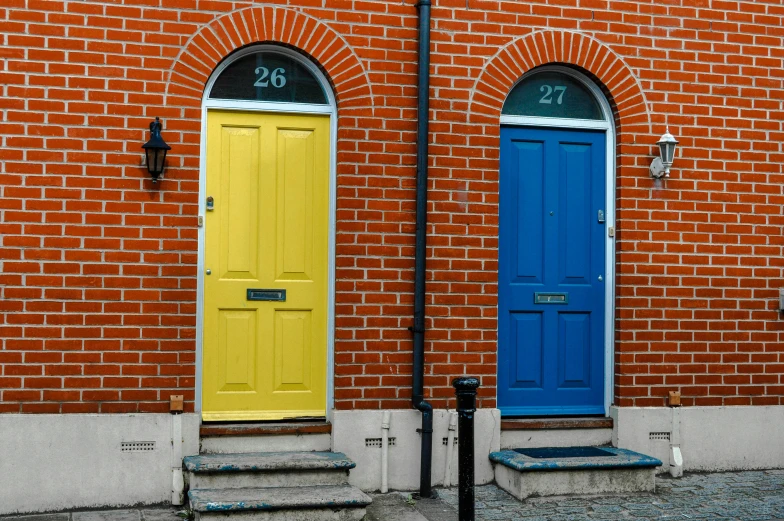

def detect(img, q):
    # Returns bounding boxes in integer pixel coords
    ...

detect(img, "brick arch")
[164,6,373,111]
[469,30,648,132]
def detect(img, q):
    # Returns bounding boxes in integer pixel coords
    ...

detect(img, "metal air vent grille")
[365,437,396,448]
[121,441,156,452]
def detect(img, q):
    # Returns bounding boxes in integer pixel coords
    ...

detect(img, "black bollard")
[453,377,480,521]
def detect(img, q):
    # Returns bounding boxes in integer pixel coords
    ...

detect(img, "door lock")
[598,210,605,223]
[206,269,211,275]
[206,196,214,211]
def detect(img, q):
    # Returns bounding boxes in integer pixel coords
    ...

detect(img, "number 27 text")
[539,85,566,105]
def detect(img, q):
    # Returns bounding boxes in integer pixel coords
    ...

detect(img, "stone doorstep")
[490,447,662,472]
[188,468,350,490]
[185,452,358,500]
[188,485,372,513]
[184,452,356,473]
[490,446,662,501]
[197,423,333,456]
[494,464,659,501]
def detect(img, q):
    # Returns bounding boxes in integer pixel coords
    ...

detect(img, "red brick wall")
[1,0,782,414]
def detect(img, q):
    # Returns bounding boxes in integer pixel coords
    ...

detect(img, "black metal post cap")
[452,377,480,391]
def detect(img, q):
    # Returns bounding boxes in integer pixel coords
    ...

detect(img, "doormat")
[513,446,614,459]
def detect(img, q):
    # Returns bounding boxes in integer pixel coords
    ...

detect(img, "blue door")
[498,126,606,416]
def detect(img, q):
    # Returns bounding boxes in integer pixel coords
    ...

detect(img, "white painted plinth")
[0,413,200,515]
[611,405,784,473]
[332,409,501,492]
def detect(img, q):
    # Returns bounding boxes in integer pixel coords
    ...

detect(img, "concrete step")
[189,485,371,521]
[200,422,331,454]
[490,446,662,500]
[500,417,613,450]
[184,451,355,489]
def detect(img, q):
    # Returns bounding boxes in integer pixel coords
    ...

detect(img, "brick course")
[0,0,782,413]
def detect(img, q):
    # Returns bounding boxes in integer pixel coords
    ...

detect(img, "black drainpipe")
[410,0,433,499]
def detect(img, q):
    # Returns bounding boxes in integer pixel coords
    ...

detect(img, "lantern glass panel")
[154,149,167,174]
[659,141,675,165]
[145,149,155,174]
[146,148,166,175]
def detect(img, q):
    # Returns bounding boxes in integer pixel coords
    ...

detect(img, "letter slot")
[534,292,569,304]
[247,289,286,302]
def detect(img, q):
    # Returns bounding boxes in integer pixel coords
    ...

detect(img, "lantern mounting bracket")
[649,157,668,179]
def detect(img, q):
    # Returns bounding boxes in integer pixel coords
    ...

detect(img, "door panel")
[274,310,312,391]
[218,310,257,391]
[559,143,592,284]
[514,141,545,283]
[511,312,544,388]
[221,126,259,279]
[277,129,315,280]
[558,313,591,388]
[498,126,606,416]
[203,110,330,421]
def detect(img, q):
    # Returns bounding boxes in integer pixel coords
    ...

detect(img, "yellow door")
[202,110,330,421]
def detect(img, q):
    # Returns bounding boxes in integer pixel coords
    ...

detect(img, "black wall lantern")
[142,117,171,183]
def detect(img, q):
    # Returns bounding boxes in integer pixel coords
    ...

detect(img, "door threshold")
[501,417,612,431]
[200,420,331,437]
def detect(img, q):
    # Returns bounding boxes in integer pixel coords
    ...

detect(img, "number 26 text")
[254,67,287,88]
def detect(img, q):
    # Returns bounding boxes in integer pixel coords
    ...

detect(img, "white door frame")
[195,44,338,421]
[499,65,616,415]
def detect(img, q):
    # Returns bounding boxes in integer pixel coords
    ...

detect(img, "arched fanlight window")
[502,70,605,120]
[209,50,328,104]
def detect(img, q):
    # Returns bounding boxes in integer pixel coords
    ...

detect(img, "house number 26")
[254,67,286,88]
[539,85,567,104]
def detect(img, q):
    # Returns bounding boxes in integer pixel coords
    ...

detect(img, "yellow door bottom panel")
[202,110,330,421]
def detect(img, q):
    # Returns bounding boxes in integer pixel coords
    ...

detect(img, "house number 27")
[254,67,286,88]
[539,85,567,104]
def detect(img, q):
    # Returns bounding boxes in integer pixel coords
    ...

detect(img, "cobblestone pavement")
[437,470,784,521]
[3,471,783,521]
